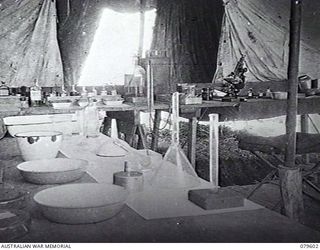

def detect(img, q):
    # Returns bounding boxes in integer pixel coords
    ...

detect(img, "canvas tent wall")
[1,0,320,88]
[0,0,157,87]
[151,0,224,84]
[214,0,320,84]
[0,0,63,87]
[56,0,224,86]
[56,0,157,86]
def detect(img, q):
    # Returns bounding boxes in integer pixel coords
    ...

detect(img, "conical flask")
[110,119,119,139]
[151,92,200,189]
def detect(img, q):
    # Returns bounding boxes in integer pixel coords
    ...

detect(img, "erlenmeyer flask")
[150,92,200,189]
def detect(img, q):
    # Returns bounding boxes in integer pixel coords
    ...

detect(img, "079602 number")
[300,244,319,248]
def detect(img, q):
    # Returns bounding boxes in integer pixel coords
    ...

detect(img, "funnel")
[110,119,119,139]
[151,92,200,189]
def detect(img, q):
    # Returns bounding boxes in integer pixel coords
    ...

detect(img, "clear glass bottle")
[132,56,146,97]
[81,86,88,97]
[61,84,67,97]
[70,84,79,96]
[30,79,42,106]
[92,86,98,96]
[0,81,10,96]
[110,84,117,96]
[83,98,100,138]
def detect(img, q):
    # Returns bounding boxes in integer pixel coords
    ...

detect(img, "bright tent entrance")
[78,8,156,86]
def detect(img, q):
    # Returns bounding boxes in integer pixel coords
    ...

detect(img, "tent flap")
[0,0,63,87]
[214,0,320,83]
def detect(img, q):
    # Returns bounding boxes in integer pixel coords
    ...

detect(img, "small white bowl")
[51,102,72,109]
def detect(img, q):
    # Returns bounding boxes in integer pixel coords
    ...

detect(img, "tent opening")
[78,8,156,86]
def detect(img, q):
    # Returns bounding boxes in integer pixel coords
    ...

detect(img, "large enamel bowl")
[15,131,62,161]
[33,183,128,224]
[17,158,87,185]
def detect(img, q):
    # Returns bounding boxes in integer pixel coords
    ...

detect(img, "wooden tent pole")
[281,0,304,222]
[138,0,146,58]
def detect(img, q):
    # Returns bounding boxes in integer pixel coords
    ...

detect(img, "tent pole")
[281,0,304,222]
[138,0,146,58]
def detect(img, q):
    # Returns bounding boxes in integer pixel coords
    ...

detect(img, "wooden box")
[188,188,244,210]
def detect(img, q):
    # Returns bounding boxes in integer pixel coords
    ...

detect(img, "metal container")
[113,162,144,192]
[299,75,312,90]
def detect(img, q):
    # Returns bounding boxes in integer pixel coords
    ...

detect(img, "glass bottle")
[265,87,272,99]
[247,88,253,99]
[83,98,100,138]
[92,86,98,96]
[30,79,42,106]
[0,81,10,96]
[81,86,88,97]
[133,56,146,97]
[70,84,79,96]
[100,85,108,96]
[61,84,67,97]
[110,84,117,96]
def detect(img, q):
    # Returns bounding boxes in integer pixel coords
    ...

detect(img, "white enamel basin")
[3,114,79,137]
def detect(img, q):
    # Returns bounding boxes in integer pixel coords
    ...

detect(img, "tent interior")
[2,0,320,241]
[1,0,320,90]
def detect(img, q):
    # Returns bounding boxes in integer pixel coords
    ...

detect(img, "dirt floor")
[232,183,320,233]
[151,122,320,232]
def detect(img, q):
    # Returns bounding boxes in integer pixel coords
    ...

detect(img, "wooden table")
[1,137,320,243]
[175,96,320,171]
[2,96,320,180]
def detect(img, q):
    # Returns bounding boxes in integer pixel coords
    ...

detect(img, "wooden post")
[209,114,219,187]
[301,114,309,163]
[279,167,304,220]
[282,0,304,222]
[138,0,146,58]
[188,117,198,168]
[151,110,161,151]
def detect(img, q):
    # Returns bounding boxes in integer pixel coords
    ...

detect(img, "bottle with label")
[70,85,79,96]
[0,81,10,96]
[30,80,42,106]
